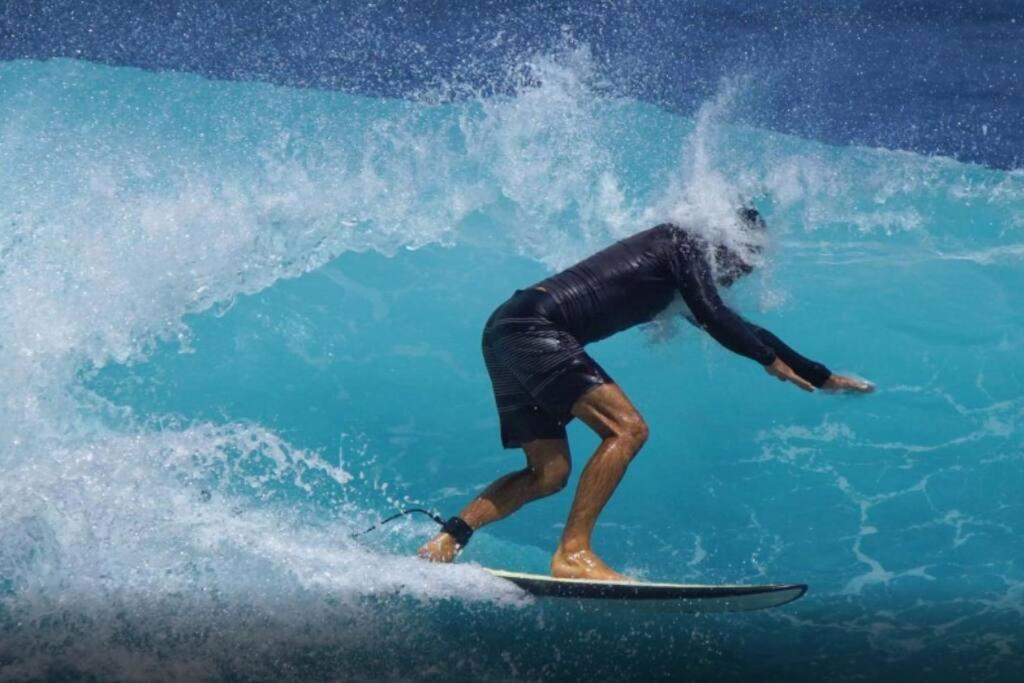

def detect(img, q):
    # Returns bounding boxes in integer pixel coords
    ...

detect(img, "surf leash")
[350,508,444,539]
[351,509,475,548]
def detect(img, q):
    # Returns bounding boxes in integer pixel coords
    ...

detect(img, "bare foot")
[417,532,459,563]
[550,547,633,582]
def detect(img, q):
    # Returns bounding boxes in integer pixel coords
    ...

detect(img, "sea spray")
[1,48,1022,680]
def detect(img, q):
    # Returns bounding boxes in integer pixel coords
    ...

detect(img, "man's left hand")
[822,374,874,393]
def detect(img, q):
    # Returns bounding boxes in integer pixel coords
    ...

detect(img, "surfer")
[418,209,873,581]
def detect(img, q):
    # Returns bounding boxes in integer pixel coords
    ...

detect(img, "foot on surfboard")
[550,548,634,582]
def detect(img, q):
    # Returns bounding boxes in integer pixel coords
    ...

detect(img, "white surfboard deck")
[485,568,807,612]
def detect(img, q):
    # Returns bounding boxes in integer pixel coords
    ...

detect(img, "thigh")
[483,331,532,409]
[493,326,613,425]
[569,383,644,439]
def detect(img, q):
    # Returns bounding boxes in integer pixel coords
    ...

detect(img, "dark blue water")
[3,0,1022,169]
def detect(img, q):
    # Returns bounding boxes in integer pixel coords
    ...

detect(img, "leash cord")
[350,508,445,539]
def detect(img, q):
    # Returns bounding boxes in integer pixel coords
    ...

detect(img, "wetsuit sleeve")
[672,248,777,366]
[742,321,833,387]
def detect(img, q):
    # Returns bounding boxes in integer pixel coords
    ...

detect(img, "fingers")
[824,375,876,393]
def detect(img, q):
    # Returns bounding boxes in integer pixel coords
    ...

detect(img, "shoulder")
[649,222,682,239]
[649,222,699,244]
[648,223,705,257]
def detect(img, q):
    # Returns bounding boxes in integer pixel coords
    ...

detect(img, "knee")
[533,459,571,496]
[616,415,649,449]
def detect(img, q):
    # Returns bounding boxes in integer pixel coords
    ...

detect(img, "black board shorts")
[482,288,612,449]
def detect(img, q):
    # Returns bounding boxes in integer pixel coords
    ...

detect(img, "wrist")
[811,367,834,388]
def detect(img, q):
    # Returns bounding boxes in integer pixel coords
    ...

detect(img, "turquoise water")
[1,55,1023,680]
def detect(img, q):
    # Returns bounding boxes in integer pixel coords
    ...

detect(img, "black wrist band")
[440,516,474,547]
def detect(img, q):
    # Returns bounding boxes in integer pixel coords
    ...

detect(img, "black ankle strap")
[441,516,474,547]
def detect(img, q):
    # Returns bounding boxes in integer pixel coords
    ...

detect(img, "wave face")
[1,51,1023,681]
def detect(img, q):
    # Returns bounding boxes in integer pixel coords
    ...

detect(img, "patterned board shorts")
[481,288,612,449]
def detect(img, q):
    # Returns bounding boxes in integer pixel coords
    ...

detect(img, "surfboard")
[485,569,807,612]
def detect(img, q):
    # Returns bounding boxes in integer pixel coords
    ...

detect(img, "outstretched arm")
[674,250,777,366]
[674,242,872,393]
[676,255,810,391]
[744,321,831,387]
[745,321,873,393]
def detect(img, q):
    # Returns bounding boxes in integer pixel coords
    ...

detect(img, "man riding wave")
[419,209,872,581]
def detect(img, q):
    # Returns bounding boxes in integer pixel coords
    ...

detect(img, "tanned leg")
[550,383,648,581]
[417,438,571,562]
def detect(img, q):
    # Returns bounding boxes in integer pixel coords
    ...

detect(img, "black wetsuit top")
[535,223,832,387]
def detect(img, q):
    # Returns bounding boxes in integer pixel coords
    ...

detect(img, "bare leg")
[551,383,648,581]
[417,438,571,562]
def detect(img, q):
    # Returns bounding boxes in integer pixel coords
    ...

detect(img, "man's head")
[714,206,766,288]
